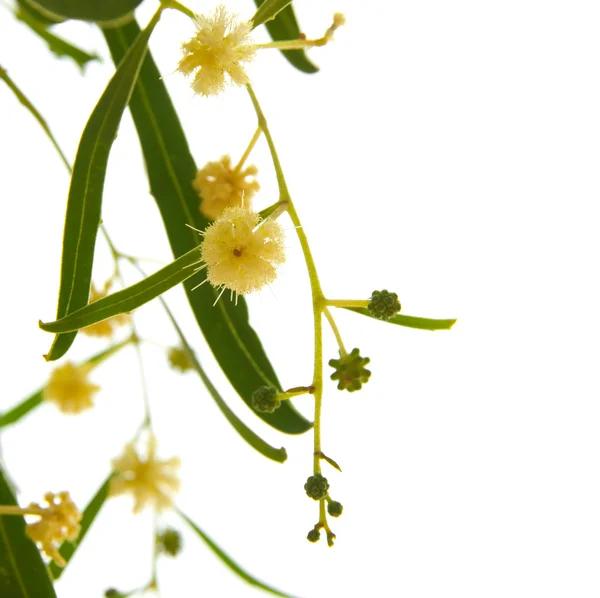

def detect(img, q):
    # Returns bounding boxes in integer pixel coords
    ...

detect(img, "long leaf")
[48,477,111,579]
[40,246,202,333]
[0,467,57,598]
[44,8,163,362]
[252,0,293,28]
[0,340,130,429]
[343,307,457,331]
[22,0,143,22]
[252,0,317,73]
[178,510,293,597]
[102,20,311,435]
[15,8,99,71]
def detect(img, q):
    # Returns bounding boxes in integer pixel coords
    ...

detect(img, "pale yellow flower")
[193,155,259,220]
[199,206,285,296]
[43,362,100,414]
[25,492,82,567]
[82,283,130,338]
[167,346,194,373]
[110,436,180,513]
[177,5,256,97]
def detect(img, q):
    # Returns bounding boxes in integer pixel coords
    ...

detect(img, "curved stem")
[323,307,347,357]
[233,127,261,175]
[326,299,369,309]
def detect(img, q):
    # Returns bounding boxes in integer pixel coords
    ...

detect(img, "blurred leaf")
[251,0,292,28]
[252,0,317,73]
[344,307,457,331]
[0,65,70,171]
[48,477,111,579]
[0,340,130,429]
[16,0,63,25]
[40,246,202,333]
[102,20,311,435]
[21,0,143,22]
[15,8,99,71]
[0,467,57,598]
[44,8,163,362]
[178,510,292,597]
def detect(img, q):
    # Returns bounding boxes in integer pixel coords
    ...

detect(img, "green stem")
[323,307,347,357]
[233,127,261,175]
[326,299,369,308]
[160,0,195,20]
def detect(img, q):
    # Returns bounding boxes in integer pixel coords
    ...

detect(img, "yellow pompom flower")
[43,362,100,414]
[24,492,82,567]
[199,206,285,297]
[82,282,130,338]
[177,4,256,97]
[110,436,181,514]
[193,155,259,220]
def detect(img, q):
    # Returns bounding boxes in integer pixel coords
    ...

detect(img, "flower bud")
[368,289,401,321]
[329,348,371,392]
[304,473,329,501]
[251,386,281,413]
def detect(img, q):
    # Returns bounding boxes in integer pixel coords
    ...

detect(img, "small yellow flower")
[199,206,285,296]
[177,5,256,97]
[82,283,130,338]
[193,155,259,220]
[25,492,82,567]
[43,362,100,414]
[167,346,194,373]
[110,436,180,514]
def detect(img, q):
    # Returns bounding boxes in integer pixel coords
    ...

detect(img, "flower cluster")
[25,491,82,566]
[43,361,100,414]
[193,155,259,220]
[110,436,181,513]
[329,348,371,392]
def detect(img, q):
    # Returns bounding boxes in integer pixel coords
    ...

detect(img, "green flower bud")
[157,528,183,557]
[368,289,401,321]
[304,473,329,500]
[327,500,343,517]
[329,348,371,392]
[251,385,281,413]
[307,528,321,543]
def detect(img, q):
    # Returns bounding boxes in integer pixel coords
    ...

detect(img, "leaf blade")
[343,307,457,331]
[102,20,311,435]
[251,0,293,28]
[21,0,143,22]
[0,467,57,598]
[45,8,163,361]
[178,510,293,597]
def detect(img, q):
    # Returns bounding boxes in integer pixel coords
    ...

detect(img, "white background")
[1,1,600,597]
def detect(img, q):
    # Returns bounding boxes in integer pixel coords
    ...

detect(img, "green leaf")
[102,20,311,436]
[344,307,457,331]
[21,0,143,23]
[0,65,70,171]
[48,477,111,579]
[178,510,293,597]
[0,467,57,598]
[252,0,317,74]
[40,246,202,333]
[44,8,164,362]
[15,8,99,71]
[251,0,293,28]
[0,340,130,429]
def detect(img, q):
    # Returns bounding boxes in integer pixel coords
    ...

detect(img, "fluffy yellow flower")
[199,206,285,296]
[82,283,130,338]
[177,5,256,97]
[43,362,100,414]
[193,155,259,220]
[25,492,82,567]
[110,436,181,514]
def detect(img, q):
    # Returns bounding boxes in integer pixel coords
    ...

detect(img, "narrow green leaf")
[0,467,57,598]
[21,0,143,23]
[15,8,99,71]
[0,65,70,171]
[48,477,111,579]
[252,0,317,73]
[252,0,293,28]
[344,307,457,331]
[40,246,202,333]
[178,510,293,597]
[44,8,163,362]
[102,20,311,435]
[0,341,130,429]
[16,0,63,25]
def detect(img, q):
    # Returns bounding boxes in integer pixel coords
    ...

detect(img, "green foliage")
[21,0,144,23]
[252,0,293,29]
[0,467,57,598]
[344,307,457,331]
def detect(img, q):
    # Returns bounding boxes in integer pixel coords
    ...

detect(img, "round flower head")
[43,362,100,414]
[200,206,285,296]
[177,5,256,97]
[193,155,259,220]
